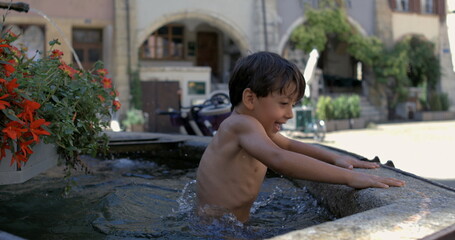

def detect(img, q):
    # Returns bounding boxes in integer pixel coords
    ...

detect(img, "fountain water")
[28,7,83,69]
[0,155,335,239]
[0,2,83,69]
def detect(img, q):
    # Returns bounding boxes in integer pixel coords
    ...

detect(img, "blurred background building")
[2,0,453,132]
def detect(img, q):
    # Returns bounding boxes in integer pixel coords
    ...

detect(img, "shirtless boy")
[196,51,405,223]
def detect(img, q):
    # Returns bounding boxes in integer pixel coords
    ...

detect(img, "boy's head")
[229,51,306,108]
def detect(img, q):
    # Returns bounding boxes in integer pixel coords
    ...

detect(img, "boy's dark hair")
[229,51,306,108]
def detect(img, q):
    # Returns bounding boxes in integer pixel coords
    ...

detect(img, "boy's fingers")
[358,161,379,168]
[382,178,405,187]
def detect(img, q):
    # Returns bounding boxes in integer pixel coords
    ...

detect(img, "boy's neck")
[233,105,249,116]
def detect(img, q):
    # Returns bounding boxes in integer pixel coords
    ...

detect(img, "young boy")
[196,51,405,223]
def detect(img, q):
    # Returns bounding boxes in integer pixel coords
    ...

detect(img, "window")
[422,0,433,14]
[4,24,45,60]
[396,0,409,11]
[72,28,103,70]
[141,24,184,60]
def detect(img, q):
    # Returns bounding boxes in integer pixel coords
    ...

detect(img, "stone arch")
[277,15,368,55]
[137,10,250,56]
[395,33,430,44]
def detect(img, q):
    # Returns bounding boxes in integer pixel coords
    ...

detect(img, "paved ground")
[287,120,455,188]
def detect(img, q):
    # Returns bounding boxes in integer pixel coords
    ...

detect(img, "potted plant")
[316,95,364,131]
[122,108,146,132]
[0,28,120,184]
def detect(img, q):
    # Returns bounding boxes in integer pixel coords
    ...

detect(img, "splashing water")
[28,8,83,69]
[0,156,334,239]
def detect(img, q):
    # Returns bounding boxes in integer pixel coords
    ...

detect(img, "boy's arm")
[235,118,404,188]
[273,133,379,169]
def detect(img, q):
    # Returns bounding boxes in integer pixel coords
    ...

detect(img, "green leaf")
[1,109,22,122]
[51,95,60,103]
[49,39,61,46]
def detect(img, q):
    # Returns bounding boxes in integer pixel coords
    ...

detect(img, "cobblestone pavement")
[286,120,455,188]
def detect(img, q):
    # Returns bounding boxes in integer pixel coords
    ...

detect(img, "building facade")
[2,0,453,131]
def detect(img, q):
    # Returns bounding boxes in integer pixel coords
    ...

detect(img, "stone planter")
[415,111,455,121]
[325,118,366,132]
[130,123,145,132]
[0,143,58,185]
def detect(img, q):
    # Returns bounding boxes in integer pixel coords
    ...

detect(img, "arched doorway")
[280,16,368,97]
[137,12,249,85]
[136,13,248,133]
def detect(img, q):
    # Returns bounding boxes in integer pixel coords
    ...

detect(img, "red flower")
[0,43,9,54]
[110,90,119,96]
[6,30,18,38]
[113,100,121,110]
[2,121,27,140]
[11,152,28,168]
[18,140,34,156]
[102,77,112,88]
[97,68,108,76]
[0,141,11,160]
[17,100,41,122]
[58,62,78,78]
[6,78,19,94]
[50,49,64,59]
[3,60,16,77]
[0,94,10,110]
[98,95,105,102]
[28,118,51,142]
[9,45,22,57]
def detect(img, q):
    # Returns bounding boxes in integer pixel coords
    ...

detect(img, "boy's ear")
[242,88,256,110]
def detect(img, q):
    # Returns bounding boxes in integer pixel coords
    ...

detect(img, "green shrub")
[428,92,450,111]
[347,95,361,118]
[122,108,145,128]
[316,95,361,120]
[315,95,333,121]
[429,93,442,111]
[440,93,450,111]
[332,95,349,119]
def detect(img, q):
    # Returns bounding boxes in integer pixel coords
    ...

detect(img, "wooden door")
[196,32,218,78]
[141,81,180,133]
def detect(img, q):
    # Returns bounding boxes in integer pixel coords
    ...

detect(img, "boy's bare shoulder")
[220,113,260,131]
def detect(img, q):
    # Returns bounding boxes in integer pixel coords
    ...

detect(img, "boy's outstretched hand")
[333,155,406,189]
[334,155,380,170]
[348,171,406,189]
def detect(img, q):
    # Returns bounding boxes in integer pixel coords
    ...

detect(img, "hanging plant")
[291,3,351,53]
[405,35,440,90]
[0,28,121,180]
[290,0,442,119]
[291,2,381,63]
[372,43,410,119]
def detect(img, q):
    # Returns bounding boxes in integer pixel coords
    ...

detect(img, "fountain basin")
[272,168,455,240]
[0,143,57,185]
[107,132,455,240]
[0,133,455,240]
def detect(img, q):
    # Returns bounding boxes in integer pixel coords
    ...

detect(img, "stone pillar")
[439,22,455,111]
[255,0,280,53]
[375,0,394,49]
[113,0,132,116]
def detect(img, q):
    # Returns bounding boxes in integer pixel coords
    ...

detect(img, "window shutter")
[389,0,396,10]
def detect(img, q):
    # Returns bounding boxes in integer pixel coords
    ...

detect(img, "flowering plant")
[0,29,120,174]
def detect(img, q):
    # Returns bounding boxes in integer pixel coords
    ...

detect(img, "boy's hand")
[348,171,406,189]
[334,155,380,170]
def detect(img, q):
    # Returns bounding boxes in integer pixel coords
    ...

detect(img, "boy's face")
[252,83,297,136]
